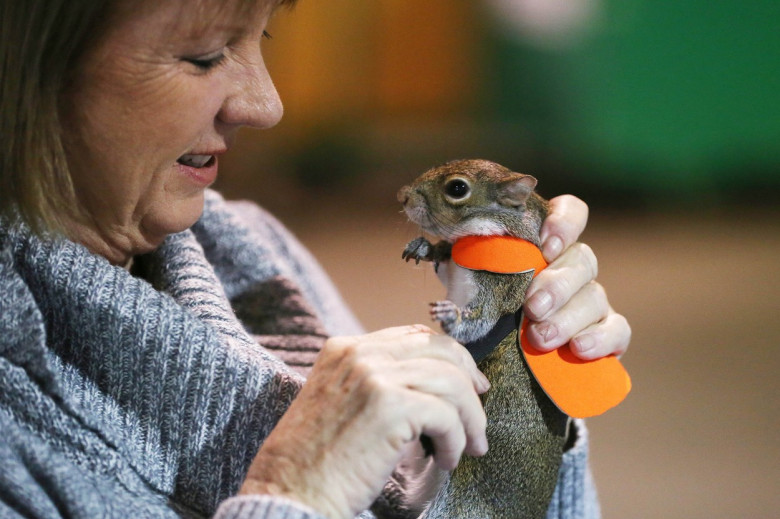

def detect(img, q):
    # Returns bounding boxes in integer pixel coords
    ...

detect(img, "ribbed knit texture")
[545,420,601,519]
[0,190,597,518]
[214,496,321,519]
[0,191,352,518]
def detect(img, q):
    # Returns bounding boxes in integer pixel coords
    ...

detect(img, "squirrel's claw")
[402,237,432,264]
[430,300,460,329]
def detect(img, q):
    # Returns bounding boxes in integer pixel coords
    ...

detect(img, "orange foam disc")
[451,234,631,417]
[452,235,547,275]
[520,319,631,418]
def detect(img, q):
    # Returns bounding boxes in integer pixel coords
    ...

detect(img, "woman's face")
[60,0,285,264]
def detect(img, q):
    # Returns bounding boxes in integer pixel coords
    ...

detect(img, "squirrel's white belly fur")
[436,261,477,308]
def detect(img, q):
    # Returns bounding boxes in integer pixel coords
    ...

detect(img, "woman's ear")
[497,174,537,207]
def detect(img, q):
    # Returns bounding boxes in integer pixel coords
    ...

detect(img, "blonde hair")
[1,0,296,235]
[0,0,115,234]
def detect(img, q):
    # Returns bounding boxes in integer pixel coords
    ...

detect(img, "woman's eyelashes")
[184,51,226,71]
[183,31,272,71]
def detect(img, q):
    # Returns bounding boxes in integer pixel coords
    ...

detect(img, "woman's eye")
[184,52,225,71]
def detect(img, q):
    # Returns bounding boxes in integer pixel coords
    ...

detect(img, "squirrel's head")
[398,159,547,243]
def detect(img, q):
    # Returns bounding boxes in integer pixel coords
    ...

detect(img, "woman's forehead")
[111,0,295,35]
[182,0,297,21]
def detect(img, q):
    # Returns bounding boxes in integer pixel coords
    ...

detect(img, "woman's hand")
[523,195,631,360]
[239,325,489,519]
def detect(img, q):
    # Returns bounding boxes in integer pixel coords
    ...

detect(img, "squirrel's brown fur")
[399,159,568,519]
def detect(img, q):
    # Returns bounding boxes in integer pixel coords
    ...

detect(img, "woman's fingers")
[526,280,609,352]
[404,334,491,394]
[569,310,632,360]
[358,326,490,394]
[525,277,631,359]
[540,195,589,261]
[524,242,598,322]
[339,328,490,461]
[329,327,490,468]
[528,198,632,360]
[367,323,437,338]
[240,325,491,517]
[409,395,468,471]
[392,359,488,458]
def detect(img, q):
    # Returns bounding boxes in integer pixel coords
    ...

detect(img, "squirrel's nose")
[397,186,411,205]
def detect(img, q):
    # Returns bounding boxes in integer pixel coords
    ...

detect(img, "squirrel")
[398,159,569,519]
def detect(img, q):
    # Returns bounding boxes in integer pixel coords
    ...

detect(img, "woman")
[0,0,630,518]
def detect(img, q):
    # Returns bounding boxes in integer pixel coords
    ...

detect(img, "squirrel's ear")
[497,174,537,207]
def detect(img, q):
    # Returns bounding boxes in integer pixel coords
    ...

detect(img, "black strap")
[464,309,523,363]
[422,308,524,457]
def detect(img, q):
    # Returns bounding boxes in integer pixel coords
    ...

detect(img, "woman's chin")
[143,191,207,241]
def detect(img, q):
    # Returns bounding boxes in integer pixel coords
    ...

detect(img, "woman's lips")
[178,154,214,168]
[176,153,219,186]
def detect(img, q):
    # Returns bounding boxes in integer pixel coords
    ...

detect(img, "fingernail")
[526,290,553,318]
[476,435,489,456]
[572,334,595,354]
[477,372,491,393]
[533,322,558,344]
[543,236,563,260]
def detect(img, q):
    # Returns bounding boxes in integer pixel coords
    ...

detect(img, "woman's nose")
[218,54,283,130]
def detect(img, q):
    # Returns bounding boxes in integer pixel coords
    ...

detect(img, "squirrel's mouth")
[403,205,448,239]
[402,203,428,227]
[400,190,459,239]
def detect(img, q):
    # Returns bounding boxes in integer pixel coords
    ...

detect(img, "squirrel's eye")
[444,178,471,200]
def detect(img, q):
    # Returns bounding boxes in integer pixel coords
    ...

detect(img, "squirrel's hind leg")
[430,300,496,344]
[433,269,531,344]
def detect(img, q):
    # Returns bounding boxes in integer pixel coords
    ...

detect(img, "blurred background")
[214,1,780,517]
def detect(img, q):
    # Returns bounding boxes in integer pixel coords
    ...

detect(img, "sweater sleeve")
[545,419,601,519]
[220,196,364,337]
[0,412,343,519]
[214,496,329,519]
[0,407,178,518]
[214,496,378,519]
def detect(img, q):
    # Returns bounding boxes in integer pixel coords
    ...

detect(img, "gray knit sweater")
[0,190,599,519]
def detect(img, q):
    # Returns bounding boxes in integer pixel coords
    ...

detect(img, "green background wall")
[487,0,780,204]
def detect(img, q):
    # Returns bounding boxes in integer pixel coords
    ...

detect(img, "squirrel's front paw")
[402,237,433,264]
[430,300,460,333]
